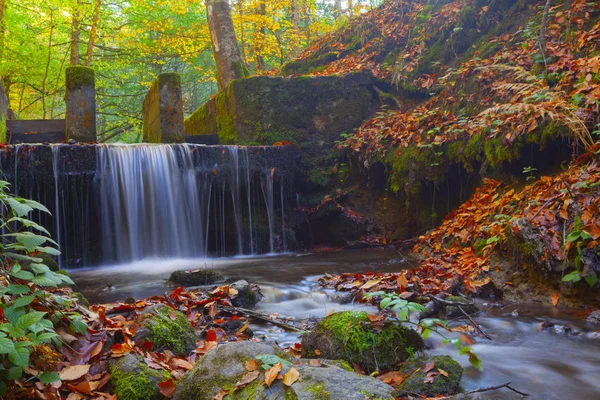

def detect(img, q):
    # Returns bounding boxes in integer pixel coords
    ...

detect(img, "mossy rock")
[135,305,197,356]
[301,311,425,372]
[230,280,263,308]
[443,297,480,319]
[394,355,463,397]
[173,341,394,400]
[169,268,223,287]
[109,353,170,400]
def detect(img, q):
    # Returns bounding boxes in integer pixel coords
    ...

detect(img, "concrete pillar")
[65,66,97,142]
[143,73,184,143]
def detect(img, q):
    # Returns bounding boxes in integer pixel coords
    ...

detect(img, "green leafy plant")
[0,180,85,395]
[523,166,538,181]
[364,291,482,369]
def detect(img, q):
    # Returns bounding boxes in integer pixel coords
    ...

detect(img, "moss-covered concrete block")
[301,311,425,372]
[134,304,197,356]
[65,66,96,143]
[394,355,463,397]
[109,353,170,400]
[143,73,185,143]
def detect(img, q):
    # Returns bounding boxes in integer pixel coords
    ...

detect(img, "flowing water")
[70,250,600,400]
[1,144,296,266]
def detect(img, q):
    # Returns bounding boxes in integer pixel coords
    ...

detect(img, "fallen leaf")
[378,371,405,387]
[67,381,91,395]
[264,363,282,387]
[314,349,321,356]
[283,367,299,386]
[438,368,449,377]
[245,359,260,371]
[236,370,260,389]
[423,361,435,373]
[551,292,560,307]
[309,359,321,367]
[206,329,217,342]
[397,274,408,292]
[60,365,91,381]
[158,378,176,398]
[213,390,229,400]
[360,279,381,290]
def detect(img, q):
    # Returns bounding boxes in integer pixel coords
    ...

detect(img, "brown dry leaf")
[236,370,260,389]
[245,359,260,371]
[551,292,560,307]
[67,381,92,395]
[314,349,321,356]
[326,309,335,317]
[397,274,408,292]
[378,371,405,387]
[283,367,300,386]
[264,363,282,387]
[168,311,177,321]
[171,358,194,371]
[229,287,239,296]
[57,328,77,344]
[59,364,91,381]
[459,333,475,346]
[309,359,321,367]
[213,390,229,400]
[438,368,449,377]
[423,361,435,373]
[158,378,176,398]
[360,279,381,290]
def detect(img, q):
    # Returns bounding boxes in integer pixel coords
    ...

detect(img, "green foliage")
[364,291,482,369]
[0,180,84,394]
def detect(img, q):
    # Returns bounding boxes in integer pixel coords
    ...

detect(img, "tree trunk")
[254,0,266,71]
[539,0,551,57]
[291,0,302,58]
[334,0,342,18]
[236,0,248,66]
[205,0,246,91]
[0,0,9,123]
[347,0,354,17]
[85,0,101,66]
[70,0,81,65]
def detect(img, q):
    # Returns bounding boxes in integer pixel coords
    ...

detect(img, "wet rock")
[109,354,170,400]
[172,341,394,400]
[394,355,463,397]
[301,311,425,372]
[230,280,263,308]
[168,268,223,286]
[443,296,480,319]
[587,310,600,324]
[134,304,197,356]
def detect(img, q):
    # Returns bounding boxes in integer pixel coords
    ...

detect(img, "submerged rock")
[169,268,223,286]
[587,310,600,324]
[134,304,197,356]
[301,311,425,372]
[443,296,480,319]
[394,355,463,397]
[109,354,170,400]
[230,280,263,308]
[172,341,394,400]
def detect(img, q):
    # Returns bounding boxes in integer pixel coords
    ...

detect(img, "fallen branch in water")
[432,296,492,340]
[461,381,529,397]
[219,306,304,332]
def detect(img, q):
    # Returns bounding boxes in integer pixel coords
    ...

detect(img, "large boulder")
[394,355,463,397]
[109,354,170,400]
[301,311,425,372]
[169,268,223,286]
[134,304,197,356]
[172,341,395,400]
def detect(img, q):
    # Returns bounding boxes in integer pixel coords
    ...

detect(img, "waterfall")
[1,143,296,267]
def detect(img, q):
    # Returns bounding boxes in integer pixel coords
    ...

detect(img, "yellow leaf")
[59,364,91,381]
[361,279,381,290]
[283,367,299,386]
[551,292,560,307]
[244,360,260,371]
[438,368,449,377]
[264,363,282,387]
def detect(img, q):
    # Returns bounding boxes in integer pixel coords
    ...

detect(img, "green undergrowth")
[109,356,170,400]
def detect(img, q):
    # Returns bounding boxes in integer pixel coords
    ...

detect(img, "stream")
[70,250,600,400]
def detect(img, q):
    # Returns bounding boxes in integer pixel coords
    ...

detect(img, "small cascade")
[0,143,297,267]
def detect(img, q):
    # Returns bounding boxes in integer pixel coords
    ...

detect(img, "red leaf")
[158,378,176,398]
[206,329,217,342]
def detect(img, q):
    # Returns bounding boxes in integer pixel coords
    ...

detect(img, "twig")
[219,305,303,333]
[529,193,563,222]
[432,297,492,340]
[463,381,529,397]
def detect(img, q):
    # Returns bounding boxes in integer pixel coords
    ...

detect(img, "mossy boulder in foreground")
[172,341,395,400]
[301,311,425,372]
[134,304,197,356]
[109,353,170,400]
[394,355,463,397]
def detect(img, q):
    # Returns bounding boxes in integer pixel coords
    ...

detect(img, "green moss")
[324,359,353,372]
[66,66,95,91]
[232,61,250,79]
[395,356,463,397]
[281,52,339,76]
[0,116,6,144]
[109,356,170,400]
[473,238,487,256]
[302,311,425,372]
[308,383,331,400]
[158,72,181,94]
[144,305,197,356]
[215,89,237,144]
